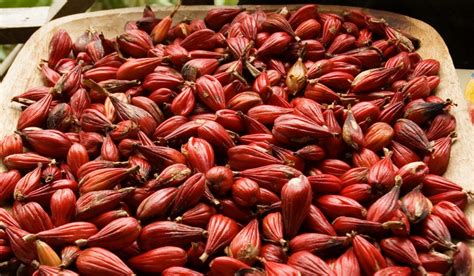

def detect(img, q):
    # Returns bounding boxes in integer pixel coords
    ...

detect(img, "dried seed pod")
[295,19,321,39]
[423,136,453,175]
[16,94,54,130]
[340,183,373,204]
[343,108,364,150]
[146,163,191,191]
[286,57,307,94]
[281,175,312,238]
[373,266,412,276]
[364,122,394,151]
[264,260,301,276]
[426,113,456,141]
[13,163,43,200]
[367,149,398,191]
[16,202,53,233]
[4,225,36,264]
[332,216,400,236]
[394,119,433,153]
[287,251,332,276]
[0,133,23,158]
[351,66,399,91]
[340,167,369,188]
[307,174,342,194]
[195,75,226,112]
[321,15,342,45]
[259,244,287,263]
[227,219,260,264]
[396,161,429,192]
[35,240,61,266]
[0,170,21,202]
[232,178,260,207]
[256,32,293,56]
[182,137,215,173]
[304,82,340,103]
[50,189,76,227]
[76,247,133,275]
[79,166,138,194]
[410,59,440,79]
[431,201,474,239]
[76,217,140,250]
[138,221,206,251]
[422,214,455,250]
[197,120,235,152]
[76,188,134,220]
[327,34,356,55]
[136,187,176,221]
[205,166,234,196]
[366,179,401,222]
[429,191,469,210]
[175,203,215,229]
[248,105,294,125]
[273,114,334,144]
[295,144,326,161]
[88,209,129,229]
[209,256,250,275]
[422,174,463,196]
[419,251,452,274]
[333,247,361,276]
[404,100,451,125]
[228,144,281,171]
[48,29,72,67]
[352,148,380,168]
[402,76,431,100]
[200,215,239,262]
[135,144,187,168]
[117,57,162,80]
[180,29,219,51]
[380,237,421,267]
[453,242,472,276]
[238,164,302,194]
[289,232,347,254]
[400,185,432,224]
[60,245,81,268]
[170,173,206,217]
[24,222,98,247]
[390,140,421,168]
[316,194,367,220]
[19,128,72,158]
[353,234,387,275]
[262,212,286,246]
[67,143,89,177]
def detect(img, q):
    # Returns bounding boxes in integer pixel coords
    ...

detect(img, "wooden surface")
[1,4,473,246]
[0,0,95,44]
[0,7,50,44]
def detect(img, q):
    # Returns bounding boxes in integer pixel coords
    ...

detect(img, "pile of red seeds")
[0,3,472,275]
